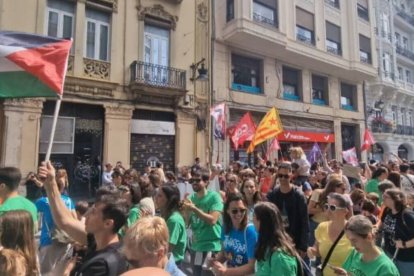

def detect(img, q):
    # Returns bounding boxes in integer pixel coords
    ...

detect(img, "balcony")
[360,51,371,64]
[253,11,278,27]
[396,80,414,92]
[371,122,393,133]
[326,44,342,56]
[396,9,414,28]
[129,61,187,105]
[396,45,414,62]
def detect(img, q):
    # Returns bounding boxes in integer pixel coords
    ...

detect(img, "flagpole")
[45,97,62,162]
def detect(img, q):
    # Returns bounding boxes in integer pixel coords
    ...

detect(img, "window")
[409,111,413,127]
[226,0,234,22]
[46,0,75,51]
[357,0,369,21]
[283,66,301,101]
[253,0,278,27]
[398,67,403,80]
[312,74,329,105]
[392,106,398,124]
[395,32,401,47]
[402,108,407,126]
[406,70,411,83]
[231,54,262,94]
[403,36,409,49]
[144,25,170,66]
[359,34,371,64]
[382,52,392,79]
[325,0,340,9]
[296,8,315,45]
[340,83,357,111]
[85,9,110,61]
[381,13,390,40]
[39,116,75,154]
[326,21,341,55]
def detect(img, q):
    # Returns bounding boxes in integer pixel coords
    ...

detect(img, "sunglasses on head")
[323,203,346,212]
[230,208,247,215]
[277,174,290,179]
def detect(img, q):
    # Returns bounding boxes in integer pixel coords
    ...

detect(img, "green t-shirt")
[119,205,141,237]
[0,195,38,224]
[255,249,298,276]
[189,190,223,252]
[342,248,400,276]
[167,211,187,262]
[365,179,382,205]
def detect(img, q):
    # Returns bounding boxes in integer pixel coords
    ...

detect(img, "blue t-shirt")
[35,195,75,247]
[221,223,258,267]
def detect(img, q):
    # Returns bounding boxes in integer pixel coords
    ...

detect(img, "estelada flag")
[342,147,359,166]
[231,112,256,150]
[361,129,376,152]
[210,103,226,140]
[0,31,72,98]
[247,107,283,153]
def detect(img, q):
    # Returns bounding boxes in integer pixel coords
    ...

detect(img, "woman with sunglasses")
[308,193,352,276]
[211,193,257,275]
[253,201,299,275]
[331,215,399,276]
[241,178,261,223]
[380,188,414,276]
[308,178,352,256]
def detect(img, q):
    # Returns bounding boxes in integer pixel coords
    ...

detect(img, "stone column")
[103,104,133,167]
[74,0,86,76]
[333,119,343,160]
[176,111,196,167]
[0,99,43,173]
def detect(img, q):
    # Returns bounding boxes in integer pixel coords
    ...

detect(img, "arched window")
[398,145,408,160]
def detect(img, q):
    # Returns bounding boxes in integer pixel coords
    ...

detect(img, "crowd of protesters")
[0,148,414,275]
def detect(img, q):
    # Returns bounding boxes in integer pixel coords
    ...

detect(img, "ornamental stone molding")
[82,0,118,12]
[3,98,44,113]
[64,77,116,98]
[137,3,179,30]
[104,103,134,119]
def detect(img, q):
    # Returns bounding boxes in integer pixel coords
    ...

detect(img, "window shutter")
[296,8,314,31]
[326,22,341,43]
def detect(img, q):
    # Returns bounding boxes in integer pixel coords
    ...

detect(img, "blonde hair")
[124,216,169,256]
[0,248,28,276]
[290,147,305,159]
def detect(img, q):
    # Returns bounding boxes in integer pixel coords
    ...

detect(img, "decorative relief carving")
[76,118,103,135]
[83,58,110,80]
[104,103,134,118]
[3,98,44,112]
[137,4,179,30]
[197,2,208,23]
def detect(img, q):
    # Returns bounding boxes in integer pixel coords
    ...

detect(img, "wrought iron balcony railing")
[371,122,393,133]
[253,12,278,27]
[130,61,186,91]
[396,45,414,62]
[296,33,314,46]
[396,9,414,27]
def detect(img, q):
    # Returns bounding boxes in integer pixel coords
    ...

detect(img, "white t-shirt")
[401,173,414,193]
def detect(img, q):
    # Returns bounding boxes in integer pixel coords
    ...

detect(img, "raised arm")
[38,161,87,245]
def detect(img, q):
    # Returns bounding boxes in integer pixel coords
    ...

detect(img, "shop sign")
[277,130,335,143]
[131,120,175,135]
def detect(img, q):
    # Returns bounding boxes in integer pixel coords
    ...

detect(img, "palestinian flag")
[0,31,72,98]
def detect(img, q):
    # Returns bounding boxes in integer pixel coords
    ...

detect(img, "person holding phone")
[331,215,399,276]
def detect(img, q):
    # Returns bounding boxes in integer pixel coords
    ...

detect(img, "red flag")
[231,112,256,150]
[361,129,376,152]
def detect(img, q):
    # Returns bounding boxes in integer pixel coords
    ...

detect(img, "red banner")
[277,130,335,143]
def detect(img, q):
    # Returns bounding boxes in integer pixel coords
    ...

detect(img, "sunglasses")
[277,174,290,179]
[323,204,346,212]
[230,208,247,215]
[190,178,201,184]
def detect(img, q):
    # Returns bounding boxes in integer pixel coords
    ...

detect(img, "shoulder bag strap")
[402,174,414,188]
[320,229,345,272]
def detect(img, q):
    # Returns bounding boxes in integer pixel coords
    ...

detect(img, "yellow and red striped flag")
[247,107,283,153]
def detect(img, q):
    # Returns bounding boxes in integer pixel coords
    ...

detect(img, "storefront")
[39,101,104,197]
[130,110,176,172]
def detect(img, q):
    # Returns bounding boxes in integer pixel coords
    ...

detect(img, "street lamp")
[190,58,208,81]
